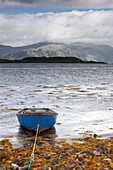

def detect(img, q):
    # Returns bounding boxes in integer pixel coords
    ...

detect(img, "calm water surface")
[0,63,113,146]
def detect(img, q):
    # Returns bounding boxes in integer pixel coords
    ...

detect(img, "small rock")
[20,166,31,170]
[76,159,82,165]
[50,158,56,165]
[81,150,89,154]
[65,164,75,169]
[53,154,58,158]
[44,153,51,159]
[107,148,111,153]
[76,167,83,170]
[0,168,7,170]
[81,165,86,169]
[57,158,61,164]
[93,133,97,138]
[93,151,97,155]
[70,158,75,163]
[97,158,102,163]
[63,157,69,161]
[78,154,84,161]
[41,167,51,170]
[11,163,19,170]
[0,147,4,151]
[93,151,101,156]
[95,144,99,147]
[104,158,111,161]
[13,159,24,166]
[61,153,67,156]
[95,152,101,156]
[100,150,106,154]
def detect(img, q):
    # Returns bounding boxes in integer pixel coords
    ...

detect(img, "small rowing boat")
[16,108,58,134]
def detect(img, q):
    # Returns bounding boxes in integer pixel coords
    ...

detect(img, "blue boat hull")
[17,114,57,133]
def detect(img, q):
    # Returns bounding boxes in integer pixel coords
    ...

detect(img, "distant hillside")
[0,42,113,63]
[0,45,18,56]
[0,42,63,57]
[66,43,113,63]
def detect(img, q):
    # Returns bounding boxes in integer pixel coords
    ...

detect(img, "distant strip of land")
[0,57,106,63]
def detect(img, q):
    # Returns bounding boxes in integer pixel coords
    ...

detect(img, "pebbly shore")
[0,135,113,170]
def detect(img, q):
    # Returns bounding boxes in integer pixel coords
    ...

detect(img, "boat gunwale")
[16,108,58,116]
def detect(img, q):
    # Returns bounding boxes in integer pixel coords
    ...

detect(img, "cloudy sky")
[0,0,113,47]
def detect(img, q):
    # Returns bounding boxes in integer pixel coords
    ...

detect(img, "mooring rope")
[28,118,39,170]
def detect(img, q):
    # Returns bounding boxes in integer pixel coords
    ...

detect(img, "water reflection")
[17,126,57,147]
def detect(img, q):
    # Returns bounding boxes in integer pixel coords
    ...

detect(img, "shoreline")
[0,57,106,64]
[0,135,113,169]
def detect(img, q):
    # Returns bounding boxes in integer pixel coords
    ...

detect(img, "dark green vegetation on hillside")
[0,57,106,63]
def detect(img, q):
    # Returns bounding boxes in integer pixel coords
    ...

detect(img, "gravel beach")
[0,135,113,169]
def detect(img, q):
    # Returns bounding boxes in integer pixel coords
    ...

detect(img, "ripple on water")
[0,63,113,146]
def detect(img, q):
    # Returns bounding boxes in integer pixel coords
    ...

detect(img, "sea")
[0,63,113,147]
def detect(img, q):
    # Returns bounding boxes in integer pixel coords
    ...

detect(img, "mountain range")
[0,42,113,63]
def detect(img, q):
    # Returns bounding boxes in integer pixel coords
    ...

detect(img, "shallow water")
[0,63,113,146]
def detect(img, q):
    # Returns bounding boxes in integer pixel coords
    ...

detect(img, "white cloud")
[0,0,113,9]
[0,10,113,46]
